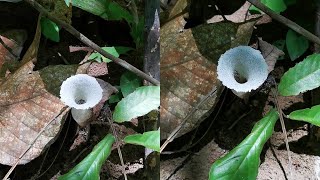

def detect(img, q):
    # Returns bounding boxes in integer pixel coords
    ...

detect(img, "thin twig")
[23,0,159,86]
[160,87,218,153]
[271,78,292,179]
[161,89,227,154]
[35,113,72,179]
[104,105,128,180]
[3,106,70,180]
[69,46,93,53]
[228,109,253,130]
[246,0,320,45]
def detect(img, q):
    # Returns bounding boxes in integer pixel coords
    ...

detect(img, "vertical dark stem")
[310,0,320,143]
[143,1,160,180]
[315,0,320,52]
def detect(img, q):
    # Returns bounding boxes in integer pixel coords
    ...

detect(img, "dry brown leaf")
[0,29,27,80]
[258,38,285,73]
[0,61,67,165]
[93,79,118,118]
[88,62,108,77]
[160,15,256,139]
[20,16,42,66]
[207,2,262,23]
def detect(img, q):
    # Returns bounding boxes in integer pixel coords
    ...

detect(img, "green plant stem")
[23,0,160,86]
[247,0,320,45]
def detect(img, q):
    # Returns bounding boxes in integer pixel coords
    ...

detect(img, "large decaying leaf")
[124,130,160,152]
[209,109,279,180]
[160,15,256,139]
[278,54,320,96]
[113,86,160,122]
[0,61,68,165]
[288,105,320,126]
[59,134,115,180]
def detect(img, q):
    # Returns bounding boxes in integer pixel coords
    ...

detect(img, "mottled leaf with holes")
[0,61,69,165]
[160,15,257,139]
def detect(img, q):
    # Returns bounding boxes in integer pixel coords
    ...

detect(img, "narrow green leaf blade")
[288,105,320,126]
[286,29,309,61]
[278,54,320,96]
[124,130,160,152]
[120,71,141,97]
[59,134,115,180]
[113,86,160,122]
[209,109,279,180]
[41,17,60,42]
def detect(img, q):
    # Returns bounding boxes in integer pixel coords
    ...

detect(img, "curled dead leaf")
[258,38,285,73]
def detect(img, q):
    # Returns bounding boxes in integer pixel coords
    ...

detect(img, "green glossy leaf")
[64,0,70,7]
[288,105,320,126]
[249,0,287,14]
[124,130,160,152]
[59,134,115,180]
[130,17,145,48]
[209,109,279,180]
[120,71,141,97]
[273,39,286,60]
[109,92,122,104]
[278,54,320,96]
[89,47,120,63]
[41,17,60,42]
[88,52,101,62]
[114,46,134,55]
[106,2,134,24]
[101,47,119,63]
[286,29,309,61]
[113,86,160,122]
[71,0,133,24]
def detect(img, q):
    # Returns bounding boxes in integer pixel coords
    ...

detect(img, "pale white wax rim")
[217,46,268,93]
[60,74,103,109]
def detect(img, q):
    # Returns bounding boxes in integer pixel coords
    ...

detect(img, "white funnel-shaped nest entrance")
[60,74,103,109]
[217,46,268,93]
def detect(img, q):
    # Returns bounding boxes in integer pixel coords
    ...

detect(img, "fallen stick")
[24,0,160,86]
[247,0,320,45]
